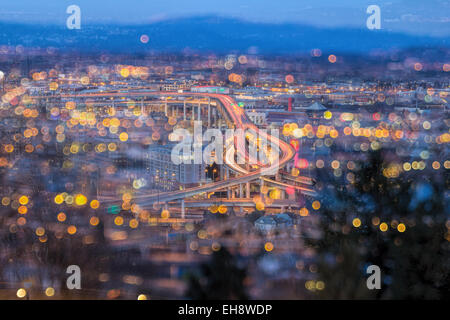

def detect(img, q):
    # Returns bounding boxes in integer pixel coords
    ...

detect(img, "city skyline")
[0,0,448,306]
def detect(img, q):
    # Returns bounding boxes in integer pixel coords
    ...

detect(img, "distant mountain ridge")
[0,15,447,54]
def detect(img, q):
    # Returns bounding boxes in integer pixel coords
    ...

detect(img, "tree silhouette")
[305,150,449,299]
[185,247,248,300]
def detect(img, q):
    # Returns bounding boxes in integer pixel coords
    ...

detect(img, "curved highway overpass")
[36,91,314,204]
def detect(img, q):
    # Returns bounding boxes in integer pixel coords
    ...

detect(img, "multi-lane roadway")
[37,90,314,205]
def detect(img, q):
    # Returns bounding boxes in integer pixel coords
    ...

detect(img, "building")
[146,143,204,189]
[161,79,197,91]
[246,110,266,126]
[255,214,293,233]
[191,86,229,94]
[300,101,327,119]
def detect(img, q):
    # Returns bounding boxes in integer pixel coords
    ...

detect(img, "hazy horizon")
[0,0,449,37]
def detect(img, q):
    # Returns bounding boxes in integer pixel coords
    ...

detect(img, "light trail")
[36,91,314,204]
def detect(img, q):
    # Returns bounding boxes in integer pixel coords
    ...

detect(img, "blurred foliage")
[185,247,248,300]
[306,150,449,299]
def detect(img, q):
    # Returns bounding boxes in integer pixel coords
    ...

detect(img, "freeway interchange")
[38,90,315,208]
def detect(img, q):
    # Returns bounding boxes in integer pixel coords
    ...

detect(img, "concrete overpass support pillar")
[200,162,206,185]
[246,182,250,198]
[198,103,201,122]
[183,101,186,120]
[208,100,211,127]
[239,184,243,198]
[165,101,168,117]
[260,179,264,197]
[181,199,185,219]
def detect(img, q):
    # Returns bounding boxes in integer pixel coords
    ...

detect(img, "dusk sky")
[0,0,449,36]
